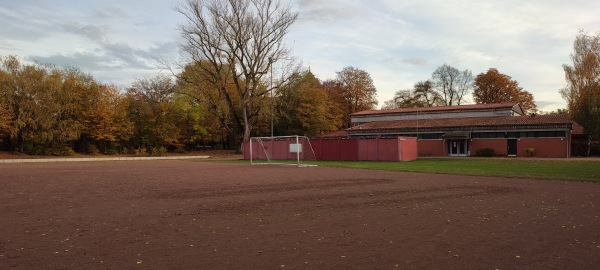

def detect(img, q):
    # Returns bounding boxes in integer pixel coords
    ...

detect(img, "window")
[506,132,520,138]
[418,133,443,140]
[518,130,566,138]
[472,132,504,139]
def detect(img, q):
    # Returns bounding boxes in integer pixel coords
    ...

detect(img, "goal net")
[249,135,317,167]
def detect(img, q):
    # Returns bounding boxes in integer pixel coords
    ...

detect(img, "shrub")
[590,141,600,156]
[23,143,75,156]
[102,147,118,155]
[134,148,147,156]
[525,147,535,157]
[174,145,187,153]
[475,148,495,157]
[214,143,223,150]
[150,146,167,156]
[87,145,100,155]
[47,144,75,156]
[23,142,43,155]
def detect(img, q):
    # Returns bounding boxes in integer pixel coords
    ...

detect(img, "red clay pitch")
[1,160,599,269]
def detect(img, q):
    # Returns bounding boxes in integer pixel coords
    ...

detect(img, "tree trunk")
[17,130,24,153]
[240,102,251,154]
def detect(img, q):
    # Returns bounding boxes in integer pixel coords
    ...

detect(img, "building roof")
[320,130,349,137]
[346,114,576,133]
[351,102,523,116]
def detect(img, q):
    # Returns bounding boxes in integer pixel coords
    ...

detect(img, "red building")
[343,102,585,158]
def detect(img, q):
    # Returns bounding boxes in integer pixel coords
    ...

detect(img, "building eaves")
[351,102,520,117]
[346,115,575,133]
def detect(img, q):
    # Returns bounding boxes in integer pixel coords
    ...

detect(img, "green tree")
[170,94,208,150]
[560,30,600,138]
[276,71,342,136]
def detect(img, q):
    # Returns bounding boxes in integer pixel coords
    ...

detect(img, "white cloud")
[1,0,599,111]
[289,0,600,111]
[62,23,109,43]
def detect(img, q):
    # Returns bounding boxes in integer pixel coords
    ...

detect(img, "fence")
[243,136,417,162]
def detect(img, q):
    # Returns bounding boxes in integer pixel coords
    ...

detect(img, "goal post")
[249,135,317,167]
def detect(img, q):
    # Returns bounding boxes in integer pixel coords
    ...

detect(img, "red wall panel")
[358,138,378,161]
[400,138,418,161]
[378,138,398,161]
[339,139,358,161]
[309,138,323,160]
[418,140,444,157]
[518,138,568,158]
[321,139,341,160]
[470,139,507,156]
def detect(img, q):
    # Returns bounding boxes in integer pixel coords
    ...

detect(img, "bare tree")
[175,0,298,148]
[382,81,443,109]
[431,64,474,106]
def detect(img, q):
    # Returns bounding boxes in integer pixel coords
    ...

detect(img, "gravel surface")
[1,161,599,269]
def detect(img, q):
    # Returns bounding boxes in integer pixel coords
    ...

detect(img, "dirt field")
[1,160,599,269]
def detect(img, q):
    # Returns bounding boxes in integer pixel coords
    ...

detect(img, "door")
[448,140,468,156]
[507,139,517,156]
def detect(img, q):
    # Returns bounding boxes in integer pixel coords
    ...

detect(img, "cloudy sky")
[1,0,599,112]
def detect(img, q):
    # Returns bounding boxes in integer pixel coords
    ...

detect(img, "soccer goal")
[249,135,317,167]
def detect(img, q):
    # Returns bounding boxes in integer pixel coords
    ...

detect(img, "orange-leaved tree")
[560,30,600,139]
[474,68,537,114]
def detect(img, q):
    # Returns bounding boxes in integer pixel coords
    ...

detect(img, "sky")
[1,0,599,112]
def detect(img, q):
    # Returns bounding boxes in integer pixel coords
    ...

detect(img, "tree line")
[382,64,538,115]
[0,55,203,155]
[0,54,378,155]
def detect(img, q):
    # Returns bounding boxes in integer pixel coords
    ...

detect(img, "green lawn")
[303,159,600,182]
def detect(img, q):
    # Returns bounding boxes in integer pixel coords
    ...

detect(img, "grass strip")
[216,158,600,182]
[306,159,600,182]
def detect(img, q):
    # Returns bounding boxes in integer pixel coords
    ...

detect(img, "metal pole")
[416,109,419,138]
[296,135,300,166]
[249,138,253,164]
[270,59,274,137]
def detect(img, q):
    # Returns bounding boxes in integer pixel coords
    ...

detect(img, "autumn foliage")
[560,30,600,139]
[473,68,537,114]
[0,56,206,155]
[326,66,378,128]
[0,55,379,155]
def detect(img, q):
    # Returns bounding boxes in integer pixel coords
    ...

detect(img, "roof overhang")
[442,132,470,140]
